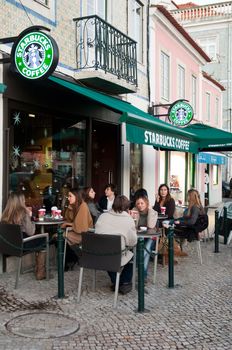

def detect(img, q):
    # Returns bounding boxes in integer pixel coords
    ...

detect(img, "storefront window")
[169,151,186,204]
[9,108,86,214]
[130,143,142,201]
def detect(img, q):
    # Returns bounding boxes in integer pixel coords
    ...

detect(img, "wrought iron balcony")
[73,15,137,90]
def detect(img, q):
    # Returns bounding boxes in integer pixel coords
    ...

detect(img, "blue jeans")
[108,260,133,285]
[144,238,155,278]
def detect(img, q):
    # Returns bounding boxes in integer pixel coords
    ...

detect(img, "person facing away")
[174,188,205,241]
[62,188,93,245]
[98,183,117,212]
[82,186,101,225]
[95,195,137,294]
[133,194,158,280]
[1,192,47,280]
[153,184,176,219]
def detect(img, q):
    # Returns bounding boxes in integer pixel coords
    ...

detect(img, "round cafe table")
[35,218,64,234]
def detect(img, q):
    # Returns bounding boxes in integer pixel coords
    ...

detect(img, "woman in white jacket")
[95,195,137,294]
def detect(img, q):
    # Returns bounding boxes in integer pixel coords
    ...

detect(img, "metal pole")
[137,237,144,312]
[57,226,64,298]
[214,210,219,253]
[168,226,174,288]
[223,206,228,245]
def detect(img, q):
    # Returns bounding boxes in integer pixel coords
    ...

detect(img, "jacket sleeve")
[183,206,200,226]
[21,214,35,236]
[73,203,93,233]
[126,218,137,247]
[166,198,176,219]
[147,209,158,228]
[153,201,161,213]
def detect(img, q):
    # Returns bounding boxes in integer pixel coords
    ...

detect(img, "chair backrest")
[194,214,209,233]
[80,232,122,272]
[0,223,23,257]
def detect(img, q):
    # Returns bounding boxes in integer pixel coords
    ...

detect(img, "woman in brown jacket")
[62,188,93,270]
[62,188,93,245]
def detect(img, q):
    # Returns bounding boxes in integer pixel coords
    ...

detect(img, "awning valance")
[183,123,232,152]
[196,152,227,165]
[49,75,199,153]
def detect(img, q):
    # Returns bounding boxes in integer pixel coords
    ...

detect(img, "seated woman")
[62,188,93,269]
[1,192,47,280]
[82,186,101,225]
[133,194,158,280]
[174,189,205,242]
[98,183,117,212]
[153,184,175,222]
[95,195,137,295]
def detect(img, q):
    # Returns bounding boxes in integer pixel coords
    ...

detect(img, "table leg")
[153,237,159,284]
[132,245,136,291]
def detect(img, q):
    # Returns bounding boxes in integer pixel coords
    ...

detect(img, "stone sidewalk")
[0,240,232,349]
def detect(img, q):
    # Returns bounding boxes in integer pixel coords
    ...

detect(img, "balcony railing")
[73,15,137,87]
[171,1,232,23]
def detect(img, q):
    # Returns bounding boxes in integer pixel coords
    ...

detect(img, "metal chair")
[0,223,49,289]
[174,227,203,265]
[77,232,123,308]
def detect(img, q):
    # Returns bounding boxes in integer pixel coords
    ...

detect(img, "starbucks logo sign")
[11,27,59,79]
[168,101,194,126]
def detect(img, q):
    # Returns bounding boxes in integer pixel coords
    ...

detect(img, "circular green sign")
[14,31,55,79]
[169,101,194,126]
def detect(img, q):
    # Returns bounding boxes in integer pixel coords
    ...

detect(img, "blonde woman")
[1,192,47,280]
[174,189,205,241]
[134,194,158,280]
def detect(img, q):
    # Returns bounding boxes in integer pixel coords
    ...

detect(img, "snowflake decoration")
[33,159,40,169]
[13,112,21,125]
[12,145,21,157]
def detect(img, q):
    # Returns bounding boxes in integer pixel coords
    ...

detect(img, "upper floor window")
[34,0,49,6]
[198,37,217,61]
[191,75,197,114]
[206,92,211,122]
[215,97,219,125]
[161,51,170,101]
[87,0,106,19]
[128,0,144,63]
[178,65,185,99]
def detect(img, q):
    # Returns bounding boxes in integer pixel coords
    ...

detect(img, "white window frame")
[197,36,218,61]
[178,64,185,99]
[215,97,219,125]
[206,92,211,122]
[9,0,55,23]
[86,0,106,19]
[128,0,144,64]
[191,75,197,114]
[161,51,170,101]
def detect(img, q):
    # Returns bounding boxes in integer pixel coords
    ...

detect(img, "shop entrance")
[91,120,120,201]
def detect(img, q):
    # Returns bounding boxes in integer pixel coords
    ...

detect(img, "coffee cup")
[51,206,58,218]
[56,209,62,218]
[38,208,46,221]
[160,207,166,215]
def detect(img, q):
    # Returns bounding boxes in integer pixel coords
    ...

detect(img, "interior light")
[28,113,35,118]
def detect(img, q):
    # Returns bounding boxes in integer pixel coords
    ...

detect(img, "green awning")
[49,75,199,153]
[183,123,232,152]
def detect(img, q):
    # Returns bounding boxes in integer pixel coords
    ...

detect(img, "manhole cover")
[5,312,80,339]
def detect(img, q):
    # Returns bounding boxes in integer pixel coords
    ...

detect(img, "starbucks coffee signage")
[168,100,194,127]
[11,26,59,79]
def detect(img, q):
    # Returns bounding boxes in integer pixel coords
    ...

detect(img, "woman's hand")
[156,194,160,202]
[61,222,72,229]
[174,220,180,225]
[26,207,32,217]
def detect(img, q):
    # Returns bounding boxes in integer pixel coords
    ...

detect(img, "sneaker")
[119,283,132,295]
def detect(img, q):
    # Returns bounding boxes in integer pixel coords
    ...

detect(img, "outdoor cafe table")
[132,228,161,291]
[35,218,64,234]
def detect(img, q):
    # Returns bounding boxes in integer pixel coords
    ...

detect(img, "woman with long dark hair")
[82,187,101,224]
[153,184,175,219]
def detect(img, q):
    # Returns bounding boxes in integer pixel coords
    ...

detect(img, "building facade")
[171,1,232,181]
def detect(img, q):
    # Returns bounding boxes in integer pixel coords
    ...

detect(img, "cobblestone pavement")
[0,240,232,349]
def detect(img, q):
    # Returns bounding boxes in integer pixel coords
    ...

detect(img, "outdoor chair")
[76,232,123,308]
[0,223,49,289]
